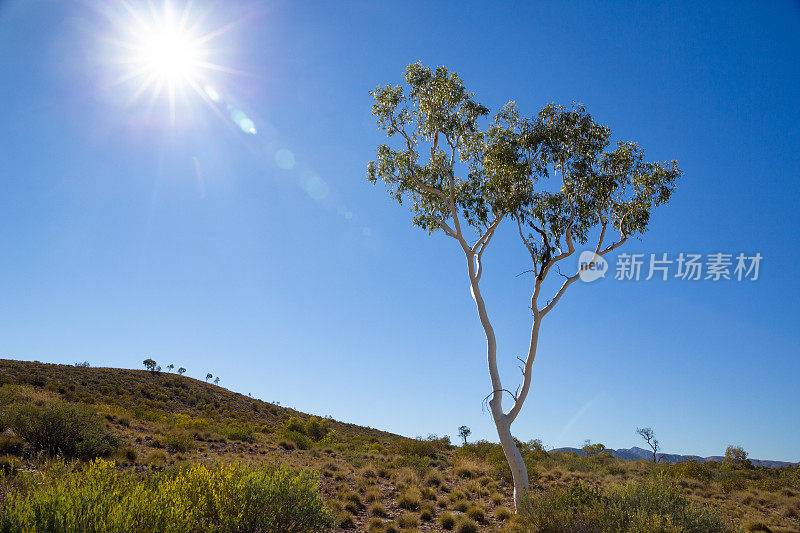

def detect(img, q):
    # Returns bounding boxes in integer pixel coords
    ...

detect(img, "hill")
[0,358,799,532]
[554,446,797,469]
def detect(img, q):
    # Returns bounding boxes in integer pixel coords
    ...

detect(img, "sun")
[135,20,201,84]
[106,1,233,112]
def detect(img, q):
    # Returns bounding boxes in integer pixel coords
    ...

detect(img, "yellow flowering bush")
[0,459,332,532]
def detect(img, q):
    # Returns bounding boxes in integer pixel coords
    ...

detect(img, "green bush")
[517,475,728,532]
[0,459,332,532]
[0,436,24,456]
[163,431,195,453]
[439,512,456,530]
[281,429,312,450]
[5,402,117,459]
[284,416,306,434]
[304,417,330,441]
[223,424,255,443]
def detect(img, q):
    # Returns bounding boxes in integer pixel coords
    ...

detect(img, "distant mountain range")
[552,446,797,469]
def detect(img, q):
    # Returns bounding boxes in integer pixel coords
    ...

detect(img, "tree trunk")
[491,398,530,511]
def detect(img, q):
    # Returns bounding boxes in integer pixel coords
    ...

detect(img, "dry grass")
[1,359,798,532]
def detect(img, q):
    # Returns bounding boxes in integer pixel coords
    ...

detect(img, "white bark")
[457,220,628,513]
[464,245,531,511]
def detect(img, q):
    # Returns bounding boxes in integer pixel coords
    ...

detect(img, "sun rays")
[103,1,238,122]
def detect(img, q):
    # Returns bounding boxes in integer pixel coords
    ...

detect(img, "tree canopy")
[368,63,680,277]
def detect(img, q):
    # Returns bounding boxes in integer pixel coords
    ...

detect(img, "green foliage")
[281,430,311,450]
[0,436,23,456]
[142,359,157,373]
[495,506,512,521]
[675,460,714,482]
[582,441,608,457]
[284,416,306,434]
[4,402,117,459]
[458,425,471,445]
[516,475,727,532]
[222,423,255,443]
[454,515,479,533]
[163,431,195,453]
[439,512,456,530]
[368,62,680,252]
[0,459,332,532]
[398,486,421,510]
[724,445,753,469]
[395,434,450,458]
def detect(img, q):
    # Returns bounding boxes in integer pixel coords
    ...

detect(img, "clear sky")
[1,1,798,462]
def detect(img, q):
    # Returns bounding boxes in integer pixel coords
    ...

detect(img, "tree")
[458,425,471,446]
[143,359,157,373]
[636,427,660,463]
[368,63,681,511]
[177,367,186,375]
[205,373,213,383]
[214,376,220,386]
[167,364,174,372]
[582,440,607,457]
[724,445,752,469]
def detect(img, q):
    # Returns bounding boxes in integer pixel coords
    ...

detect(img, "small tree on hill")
[205,373,213,383]
[724,445,752,469]
[167,364,174,372]
[636,427,660,463]
[458,425,471,446]
[582,440,607,457]
[143,359,157,373]
[214,376,220,386]
[177,367,186,375]
[367,63,681,511]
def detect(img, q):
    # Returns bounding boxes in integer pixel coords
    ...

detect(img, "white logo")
[578,251,607,283]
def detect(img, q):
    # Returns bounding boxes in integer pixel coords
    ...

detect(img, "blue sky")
[0,1,798,461]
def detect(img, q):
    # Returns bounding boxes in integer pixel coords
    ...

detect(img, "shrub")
[396,511,418,528]
[0,459,332,532]
[340,490,363,512]
[278,439,296,450]
[365,488,381,502]
[5,402,117,459]
[677,460,713,482]
[0,435,24,455]
[305,417,330,441]
[517,475,727,532]
[395,434,449,458]
[337,511,355,529]
[163,431,195,453]
[495,506,512,520]
[419,501,434,521]
[454,516,479,533]
[223,424,255,443]
[369,501,388,517]
[453,499,470,512]
[439,512,456,530]
[281,429,312,450]
[423,468,445,486]
[398,486,421,510]
[284,416,306,434]
[466,504,486,523]
[367,517,385,532]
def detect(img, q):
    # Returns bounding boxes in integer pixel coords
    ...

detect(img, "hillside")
[0,358,799,532]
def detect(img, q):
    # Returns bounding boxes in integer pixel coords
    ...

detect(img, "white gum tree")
[367,63,681,511]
